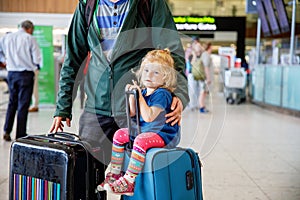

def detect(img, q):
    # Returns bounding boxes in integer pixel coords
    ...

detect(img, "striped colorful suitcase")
[9,133,104,200]
[122,90,203,200]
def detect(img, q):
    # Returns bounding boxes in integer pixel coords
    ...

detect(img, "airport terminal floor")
[0,81,300,200]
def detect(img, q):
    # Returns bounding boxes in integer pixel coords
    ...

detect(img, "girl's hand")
[125,84,132,91]
[126,80,141,117]
[125,80,141,94]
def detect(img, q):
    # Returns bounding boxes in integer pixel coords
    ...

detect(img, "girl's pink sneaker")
[97,172,121,191]
[104,177,135,196]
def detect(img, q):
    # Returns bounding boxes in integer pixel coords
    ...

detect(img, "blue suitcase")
[122,90,204,200]
[122,147,203,200]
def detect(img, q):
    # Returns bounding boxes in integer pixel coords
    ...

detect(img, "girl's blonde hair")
[136,49,177,92]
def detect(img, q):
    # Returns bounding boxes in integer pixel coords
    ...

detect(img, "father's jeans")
[79,111,122,200]
[4,71,34,139]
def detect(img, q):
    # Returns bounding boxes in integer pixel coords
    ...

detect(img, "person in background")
[184,42,193,76]
[191,36,204,57]
[185,42,197,110]
[0,20,41,141]
[49,0,188,199]
[98,49,180,196]
[198,42,213,113]
[187,36,205,110]
[0,54,9,94]
[0,32,11,94]
[28,65,40,112]
[241,58,250,86]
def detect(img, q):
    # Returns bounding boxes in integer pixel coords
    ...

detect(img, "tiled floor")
[0,81,300,200]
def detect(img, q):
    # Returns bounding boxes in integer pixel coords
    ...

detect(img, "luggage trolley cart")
[224,68,247,104]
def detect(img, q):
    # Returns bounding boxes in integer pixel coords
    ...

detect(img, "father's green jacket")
[54,0,189,119]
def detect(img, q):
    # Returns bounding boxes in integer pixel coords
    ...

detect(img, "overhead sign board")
[173,16,217,31]
[174,16,246,61]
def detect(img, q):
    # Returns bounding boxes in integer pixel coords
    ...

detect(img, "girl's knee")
[134,134,147,145]
[133,135,148,151]
[133,133,164,151]
[113,128,129,144]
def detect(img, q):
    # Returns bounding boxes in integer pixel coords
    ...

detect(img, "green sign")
[173,16,215,24]
[33,26,55,105]
[173,16,217,31]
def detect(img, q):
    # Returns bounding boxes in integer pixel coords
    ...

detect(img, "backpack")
[191,57,206,81]
[84,0,152,28]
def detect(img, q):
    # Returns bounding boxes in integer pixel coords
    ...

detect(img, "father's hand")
[49,116,71,133]
[165,96,183,126]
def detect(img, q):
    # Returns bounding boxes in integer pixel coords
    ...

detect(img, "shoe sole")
[103,184,134,196]
[97,184,105,192]
[3,135,11,141]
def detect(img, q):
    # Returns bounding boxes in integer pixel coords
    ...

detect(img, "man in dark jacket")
[49,0,188,198]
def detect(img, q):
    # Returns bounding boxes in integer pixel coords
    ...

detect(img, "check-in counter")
[251,64,300,115]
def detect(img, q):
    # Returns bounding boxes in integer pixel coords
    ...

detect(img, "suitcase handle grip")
[47,132,81,141]
[125,89,141,149]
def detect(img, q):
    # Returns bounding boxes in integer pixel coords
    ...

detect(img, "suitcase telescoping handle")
[125,88,141,149]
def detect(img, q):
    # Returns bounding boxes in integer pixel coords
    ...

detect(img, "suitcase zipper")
[185,149,203,200]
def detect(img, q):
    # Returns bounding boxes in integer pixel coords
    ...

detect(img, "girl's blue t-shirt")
[139,88,180,147]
